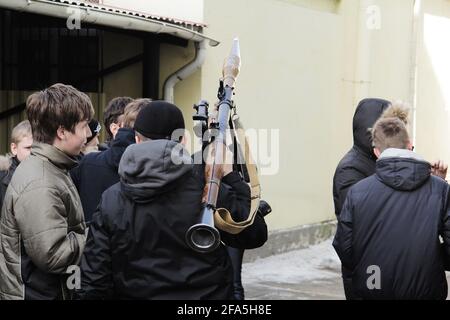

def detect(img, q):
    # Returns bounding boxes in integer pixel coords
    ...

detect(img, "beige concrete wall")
[415,0,450,170]
[276,0,341,13]
[364,0,414,103]
[347,0,414,105]
[347,0,450,174]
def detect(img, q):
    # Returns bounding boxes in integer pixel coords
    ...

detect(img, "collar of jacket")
[10,156,19,169]
[31,142,79,171]
[3,156,19,172]
[378,148,426,162]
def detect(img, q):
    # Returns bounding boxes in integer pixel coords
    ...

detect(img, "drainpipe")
[409,0,422,145]
[163,40,207,103]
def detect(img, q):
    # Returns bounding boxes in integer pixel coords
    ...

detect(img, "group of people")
[0,83,268,300]
[333,98,450,300]
[2,82,448,301]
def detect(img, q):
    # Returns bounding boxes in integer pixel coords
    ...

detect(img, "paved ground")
[242,239,450,300]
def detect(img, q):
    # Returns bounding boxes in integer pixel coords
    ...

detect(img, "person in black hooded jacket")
[76,101,268,300]
[333,117,450,300]
[333,98,391,216]
[332,98,390,299]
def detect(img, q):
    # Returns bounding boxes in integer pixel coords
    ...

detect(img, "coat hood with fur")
[0,155,11,171]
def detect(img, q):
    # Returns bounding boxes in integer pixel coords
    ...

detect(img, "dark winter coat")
[332,98,391,299]
[70,128,135,224]
[333,148,450,300]
[77,140,268,300]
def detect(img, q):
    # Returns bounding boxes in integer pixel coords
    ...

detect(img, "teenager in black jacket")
[333,117,450,300]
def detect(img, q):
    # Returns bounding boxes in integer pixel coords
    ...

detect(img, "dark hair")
[26,83,94,144]
[103,97,134,140]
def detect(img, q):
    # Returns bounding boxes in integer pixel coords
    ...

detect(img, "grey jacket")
[0,143,86,300]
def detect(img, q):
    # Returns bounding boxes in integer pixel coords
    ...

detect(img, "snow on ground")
[243,239,341,284]
[242,238,450,300]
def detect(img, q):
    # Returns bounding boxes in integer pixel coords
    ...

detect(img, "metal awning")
[0,0,220,46]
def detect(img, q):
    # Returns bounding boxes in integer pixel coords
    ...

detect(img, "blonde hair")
[123,98,152,128]
[372,117,410,153]
[11,120,32,144]
[381,101,410,125]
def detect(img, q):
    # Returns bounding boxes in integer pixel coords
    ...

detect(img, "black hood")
[376,149,431,191]
[119,139,193,203]
[353,98,391,158]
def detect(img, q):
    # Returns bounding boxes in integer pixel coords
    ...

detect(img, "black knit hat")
[133,101,185,140]
[87,119,101,143]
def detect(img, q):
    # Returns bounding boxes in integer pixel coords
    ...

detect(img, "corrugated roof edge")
[56,0,207,28]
